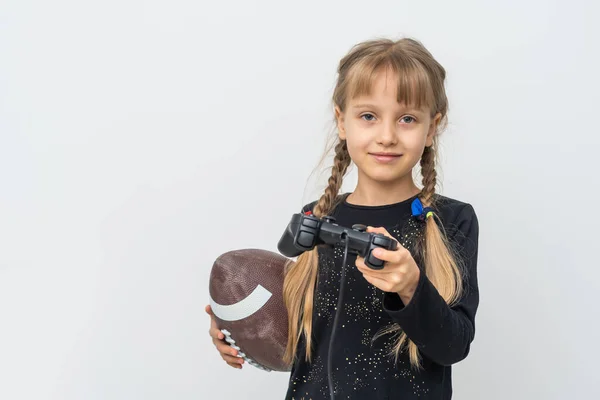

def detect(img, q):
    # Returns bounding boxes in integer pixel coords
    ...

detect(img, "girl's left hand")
[355,226,421,305]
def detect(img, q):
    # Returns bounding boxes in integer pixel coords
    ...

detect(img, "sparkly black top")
[285,192,480,400]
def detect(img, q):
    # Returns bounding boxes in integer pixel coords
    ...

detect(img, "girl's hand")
[355,226,421,305]
[205,304,245,369]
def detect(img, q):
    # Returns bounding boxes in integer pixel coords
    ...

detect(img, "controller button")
[302,218,318,229]
[373,236,389,247]
[367,252,384,268]
[298,231,315,247]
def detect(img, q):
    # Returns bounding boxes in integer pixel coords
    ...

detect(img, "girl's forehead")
[345,64,433,112]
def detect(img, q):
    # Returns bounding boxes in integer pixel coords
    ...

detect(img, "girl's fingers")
[214,339,239,357]
[209,326,225,340]
[227,362,242,369]
[222,353,244,364]
[207,304,243,369]
[206,306,225,340]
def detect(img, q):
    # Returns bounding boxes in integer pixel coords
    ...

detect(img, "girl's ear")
[335,106,346,140]
[426,112,442,147]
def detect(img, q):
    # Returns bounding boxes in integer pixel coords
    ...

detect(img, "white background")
[1,1,599,399]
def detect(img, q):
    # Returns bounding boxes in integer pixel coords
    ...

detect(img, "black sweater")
[284,192,479,400]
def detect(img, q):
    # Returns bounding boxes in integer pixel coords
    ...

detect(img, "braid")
[282,138,351,365]
[313,140,351,218]
[375,141,460,370]
[419,145,437,207]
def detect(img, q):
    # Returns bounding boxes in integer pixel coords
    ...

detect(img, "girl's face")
[335,71,441,185]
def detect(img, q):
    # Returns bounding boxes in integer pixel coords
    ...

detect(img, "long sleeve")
[382,204,480,366]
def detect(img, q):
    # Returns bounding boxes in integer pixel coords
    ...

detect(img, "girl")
[207,37,479,400]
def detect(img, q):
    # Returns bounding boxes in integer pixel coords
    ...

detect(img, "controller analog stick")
[352,224,367,232]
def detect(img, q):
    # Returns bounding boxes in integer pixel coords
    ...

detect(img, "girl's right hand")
[205,304,245,369]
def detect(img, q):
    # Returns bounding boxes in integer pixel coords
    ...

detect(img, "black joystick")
[277,212,397,270]
[352,224,367,232]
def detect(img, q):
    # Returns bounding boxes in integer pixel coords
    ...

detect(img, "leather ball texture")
[209,248,292,372]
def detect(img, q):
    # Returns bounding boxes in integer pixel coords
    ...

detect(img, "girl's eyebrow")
[351,103,423,113]
[352,103,378,109]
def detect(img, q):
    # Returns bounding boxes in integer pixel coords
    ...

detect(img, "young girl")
[207,37,479,400]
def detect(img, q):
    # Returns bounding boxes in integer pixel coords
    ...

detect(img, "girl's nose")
[376,123,398,145]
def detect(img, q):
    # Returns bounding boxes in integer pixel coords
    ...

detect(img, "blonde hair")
[282,37,464,370]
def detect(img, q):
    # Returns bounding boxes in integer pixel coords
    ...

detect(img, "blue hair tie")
[411,197,435,221]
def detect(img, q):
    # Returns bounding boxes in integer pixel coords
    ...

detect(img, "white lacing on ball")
[220,329,272,372]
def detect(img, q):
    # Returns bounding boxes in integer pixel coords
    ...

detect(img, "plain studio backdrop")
[1,1,599,399]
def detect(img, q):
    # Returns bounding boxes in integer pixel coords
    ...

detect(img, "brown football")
[208,248,292,372]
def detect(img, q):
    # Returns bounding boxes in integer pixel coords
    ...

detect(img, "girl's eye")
[360,114,416,124]
[361,113,376,122]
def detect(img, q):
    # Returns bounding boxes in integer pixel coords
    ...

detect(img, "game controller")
[277,212,397,270]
